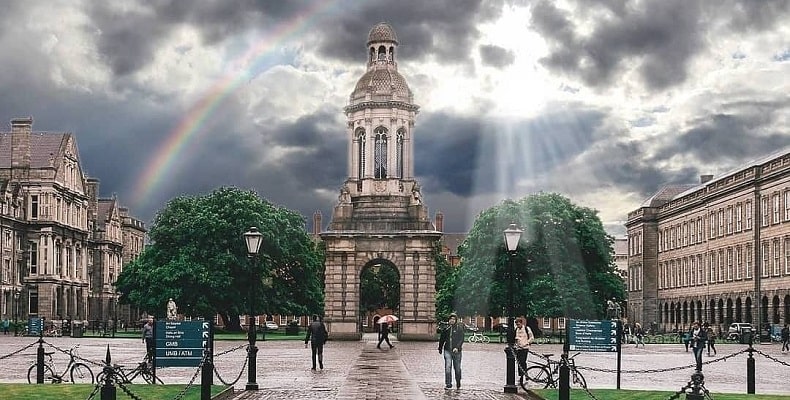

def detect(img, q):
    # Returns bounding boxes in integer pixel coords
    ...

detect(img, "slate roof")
[0,131,70,168]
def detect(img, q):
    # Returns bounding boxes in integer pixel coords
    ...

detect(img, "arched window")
[356,128,366,179]
[396,128,405,178]
[374,127,387,179]
[377,45,387,61]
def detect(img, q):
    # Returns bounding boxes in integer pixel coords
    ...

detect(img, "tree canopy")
[359,263,400,313]
[446,193,625,320]
[116,187,324,329]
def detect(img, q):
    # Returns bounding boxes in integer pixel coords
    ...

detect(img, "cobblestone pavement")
[2,334,790,399]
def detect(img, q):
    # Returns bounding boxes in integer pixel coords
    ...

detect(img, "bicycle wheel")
[467,335,476,343]
[571,369,587,388]
[70,363,94,384]
[27,363,54,384]
[482,335,490,344]
[525,366,552,389]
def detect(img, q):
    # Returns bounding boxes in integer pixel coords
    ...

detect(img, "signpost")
[567,319,619,352]
[155,320,209,367]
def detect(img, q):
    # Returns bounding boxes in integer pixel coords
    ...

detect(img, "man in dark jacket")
[377,322,394,349]
[438,313,465,389]
[304,315,328,370]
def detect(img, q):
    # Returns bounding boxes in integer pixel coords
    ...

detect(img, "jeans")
[310,343,324,369]
[516,348,528,376]
[443,349,462,387]
[692,346,704,371]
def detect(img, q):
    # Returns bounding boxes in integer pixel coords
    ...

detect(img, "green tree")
[115,187,324,330]
[434,242,456,321]
[451,193,625,320]
[359,264,400,313]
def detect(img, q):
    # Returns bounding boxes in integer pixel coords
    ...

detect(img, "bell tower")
[320,22,440,340]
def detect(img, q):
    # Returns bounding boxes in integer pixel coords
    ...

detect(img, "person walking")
[634,323,645,347]
[514,318,534,377]
[438,313,465,389]
[781,324,789,352]
[304,315,328,370]
[141,317,155,362]
[705,323,717,356]
[377,322,394,349]
[690,321,707,372]
[1,316,9,335]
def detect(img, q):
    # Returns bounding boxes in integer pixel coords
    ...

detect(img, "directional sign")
[568,319,618,352]
[155,320,209,367]
[28,317,43,336]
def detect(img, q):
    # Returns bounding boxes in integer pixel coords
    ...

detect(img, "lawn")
[0,384,228,400]
[535,389,790,399]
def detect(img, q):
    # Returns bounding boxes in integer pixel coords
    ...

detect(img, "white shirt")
[515,325,534,349]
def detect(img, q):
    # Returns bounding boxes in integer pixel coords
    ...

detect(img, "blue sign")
[155,320,209,367]
[568,319,618,352]
[28,317,43,336]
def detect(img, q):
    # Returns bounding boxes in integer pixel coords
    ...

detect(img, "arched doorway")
[784,295,790,325]
[735,298,742,322]
[359,260,400,333]
[772,296,780,324]
[745,297,753,324]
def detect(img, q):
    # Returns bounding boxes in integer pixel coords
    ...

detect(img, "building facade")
[0,117,145,327]
[626,148,790,336]
[320,23,441,340]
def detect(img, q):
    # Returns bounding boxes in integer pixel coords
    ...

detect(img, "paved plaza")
[1,333,790,399]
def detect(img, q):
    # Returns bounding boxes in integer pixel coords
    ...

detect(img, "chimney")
[85,178,100,216]
[700,175,714,184]
[10,117,33,168]
[313,210,322,235]
[435,211,444,232]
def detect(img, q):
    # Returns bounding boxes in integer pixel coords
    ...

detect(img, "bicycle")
[467,331,490,343]
[27,344,94,384]
[521,352,586,390]
[97,354,162,385]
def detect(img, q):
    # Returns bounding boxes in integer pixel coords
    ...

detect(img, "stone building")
[626,147,790,335]
[0,117,145,326]
[320,23,441,340]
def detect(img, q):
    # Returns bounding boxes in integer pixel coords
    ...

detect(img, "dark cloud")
[479,45,515,68]
[532,0,705,90]
[724,0,790,32]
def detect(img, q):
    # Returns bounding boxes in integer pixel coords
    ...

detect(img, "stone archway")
[359,259,400,332]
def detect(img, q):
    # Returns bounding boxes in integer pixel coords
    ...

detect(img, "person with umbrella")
[438,313,465,389]
[377,315,396,349]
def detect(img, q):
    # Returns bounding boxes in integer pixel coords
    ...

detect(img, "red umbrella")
[378,315,399,324]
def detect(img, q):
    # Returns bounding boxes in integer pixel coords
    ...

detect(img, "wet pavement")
[1,333,790,399]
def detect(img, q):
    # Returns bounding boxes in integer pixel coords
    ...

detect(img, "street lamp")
[243,226,263,391]
[503,223,522,394]
[13,289,21,336]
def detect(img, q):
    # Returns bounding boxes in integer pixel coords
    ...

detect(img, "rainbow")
[132,0,338,209]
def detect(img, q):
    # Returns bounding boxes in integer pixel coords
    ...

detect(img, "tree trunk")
[221,313,242,331]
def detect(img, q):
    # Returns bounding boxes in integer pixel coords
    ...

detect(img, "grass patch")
[0,383,227,400]
[534,389,790,399]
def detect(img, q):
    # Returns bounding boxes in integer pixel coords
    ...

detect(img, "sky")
[0,0,788,236]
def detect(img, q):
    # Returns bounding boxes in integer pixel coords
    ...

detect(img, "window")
[30,195,38,220]
[727,248,733,281]
[29,290,39,315]
[736,245,743,280]
[709,252,716,283]
[761,196,769,227]
[697,217,704,243]
[735,203,743,231]
[761,241,770,278]
[785,190,790,222]
[542,317,551,329]
[697,255,704,284]
[717,250,724,282]
[773,239,780,276]
[558,317,566,329]
[396,128,405,178]
[374,127,387,179]
[710,212,716,239]
[2,258,10,284]
[746,201,753,230]
[772,194,780,224]
[726,206,733,234]
[29,242,38,275]
[718,209,725,237]
[785,237,790,275]
[356,128,366,179]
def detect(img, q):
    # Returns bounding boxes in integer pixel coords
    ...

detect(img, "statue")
[411,183,422,205]
[166,298,178,320]
[339,184,351,204]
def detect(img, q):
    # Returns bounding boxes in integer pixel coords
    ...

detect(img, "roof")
[640,184,698,208]
[351,68,412,102]
[0,131,69,168]
[367,22,398,45]
[96,198,116,230]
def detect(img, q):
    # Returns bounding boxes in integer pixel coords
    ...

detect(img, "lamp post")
[243,226,263,391]
[503,223,522,394]
[13,289,21,336]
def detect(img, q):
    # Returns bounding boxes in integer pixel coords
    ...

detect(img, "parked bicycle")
[521,352,586,390]
[97,354,161,384]
[27,344,94,384]
[467,330,490,343]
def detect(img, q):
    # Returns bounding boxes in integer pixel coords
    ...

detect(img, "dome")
[351,68,412,102]
[367,22,398,45]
